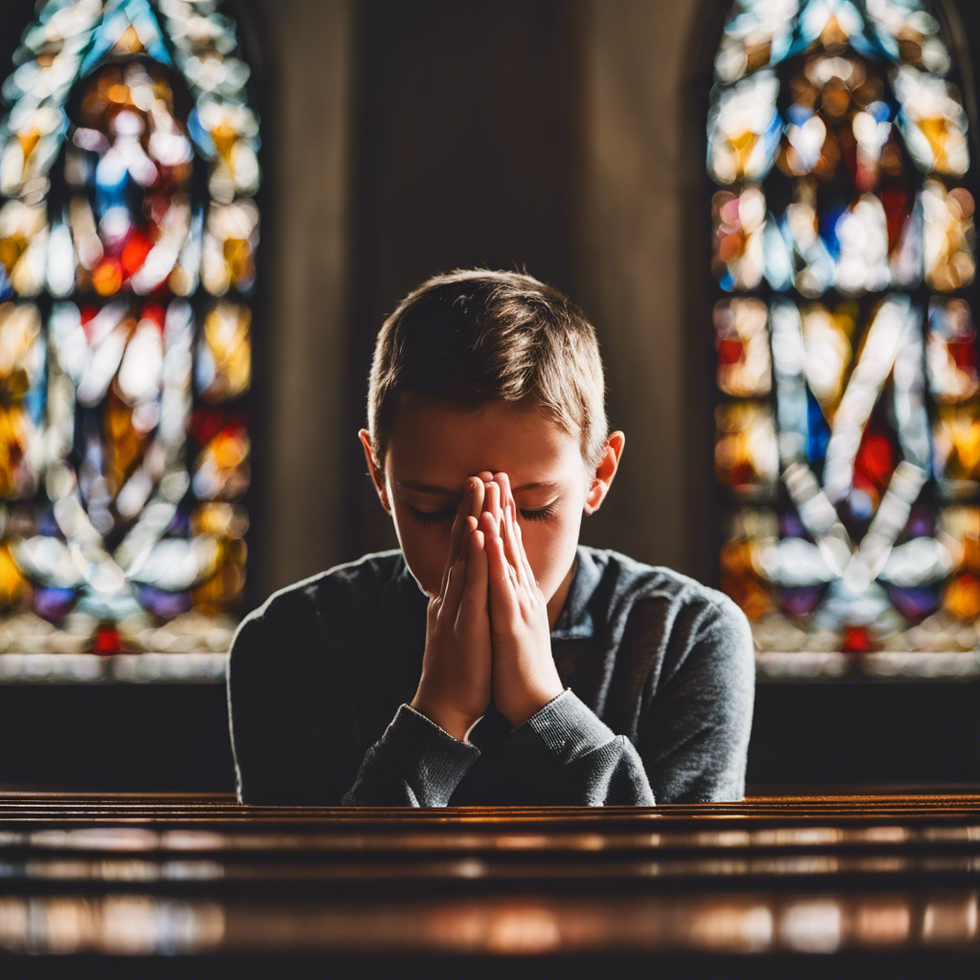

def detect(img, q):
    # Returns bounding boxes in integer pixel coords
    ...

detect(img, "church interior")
[0,0,978,974]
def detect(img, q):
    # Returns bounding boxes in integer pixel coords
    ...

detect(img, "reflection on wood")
[0,792,978,964]
[0,891,977,957]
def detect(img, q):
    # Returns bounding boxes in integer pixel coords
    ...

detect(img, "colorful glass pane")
[715,298,773,396]
[0,0,259,654]
[710,0,978,653]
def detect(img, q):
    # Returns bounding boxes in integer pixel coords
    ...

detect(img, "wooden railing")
[0,791,978,973]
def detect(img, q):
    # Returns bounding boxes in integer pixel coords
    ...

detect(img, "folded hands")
[410,473,564,740]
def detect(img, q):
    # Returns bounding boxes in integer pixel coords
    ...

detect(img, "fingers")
[440,479,476,597]
[481,510,518,616]
[512,506,537,588]
[469,475,487,523]
[508,490,538,588]
[493,473,524,575]
[443,549,468,614]
[455,526,487,628]
[438,471,534,602]
[502,494,530,589]
[492,472,531,586]
[482,479,501,525]
[440,476,489,598]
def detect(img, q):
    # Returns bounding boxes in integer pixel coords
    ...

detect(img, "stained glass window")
[0,0,258,655]
[709,0,980,653]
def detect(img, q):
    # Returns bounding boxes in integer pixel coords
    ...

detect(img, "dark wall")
[344,0,587,558]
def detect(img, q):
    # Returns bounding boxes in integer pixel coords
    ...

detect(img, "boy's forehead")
[387,397,581,482]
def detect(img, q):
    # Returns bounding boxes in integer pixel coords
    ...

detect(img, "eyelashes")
[405,506,454,527]
[406,504,557,527]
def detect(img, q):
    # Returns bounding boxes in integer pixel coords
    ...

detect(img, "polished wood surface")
[1,792,978,974]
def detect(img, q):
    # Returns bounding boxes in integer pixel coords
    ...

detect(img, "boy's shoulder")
[239,550,409,630]
[578,545,735,608]
[574,545,747,633]
[577,547,754,686]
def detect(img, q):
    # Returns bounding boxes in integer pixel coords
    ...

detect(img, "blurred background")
[0,0,979,793]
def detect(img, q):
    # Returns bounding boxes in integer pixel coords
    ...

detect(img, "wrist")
[410,695,480,742]
[500,680,566,730]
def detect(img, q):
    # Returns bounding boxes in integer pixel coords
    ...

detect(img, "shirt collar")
[550,546,603,639]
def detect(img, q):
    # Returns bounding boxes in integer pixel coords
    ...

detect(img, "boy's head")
[359,269,624,619]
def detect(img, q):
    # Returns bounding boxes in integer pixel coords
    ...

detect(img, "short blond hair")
[367,269,608,470]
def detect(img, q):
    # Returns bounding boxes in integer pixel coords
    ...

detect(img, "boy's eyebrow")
[397,480,561,494]
[509,480,563,493]
[396,481,455,494]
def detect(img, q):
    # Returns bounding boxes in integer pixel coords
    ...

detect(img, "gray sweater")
[227,546,755,806]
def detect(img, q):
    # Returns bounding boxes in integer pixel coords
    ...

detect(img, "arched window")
[708,0,979,655]
[0,0,258,655]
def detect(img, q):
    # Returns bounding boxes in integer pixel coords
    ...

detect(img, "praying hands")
[410,472,565,741]
[482,472,565,729]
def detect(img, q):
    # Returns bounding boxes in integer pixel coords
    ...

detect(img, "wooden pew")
[0,792,978,977]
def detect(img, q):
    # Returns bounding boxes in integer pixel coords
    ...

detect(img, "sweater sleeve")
[228,591,369,805]
[228,595,339,804]
[228,586,480,807]
[637,593,755,803]
[340,704,480,806]
[505,689,655,805]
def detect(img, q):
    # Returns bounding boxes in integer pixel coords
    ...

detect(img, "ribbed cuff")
[387,703,481,804]
[507,688,614,769]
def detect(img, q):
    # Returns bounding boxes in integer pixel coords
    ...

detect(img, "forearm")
[341,703,481,806]
[506,689,655,806]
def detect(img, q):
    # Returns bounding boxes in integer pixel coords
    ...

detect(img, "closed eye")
[405,504,455,526]
[519,504,556,522]
[405,504,557,526]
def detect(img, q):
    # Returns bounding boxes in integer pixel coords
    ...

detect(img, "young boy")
[227,270,755,806]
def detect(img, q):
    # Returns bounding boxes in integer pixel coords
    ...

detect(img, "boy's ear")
[358,428,392,515]
[584,431,625,515]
